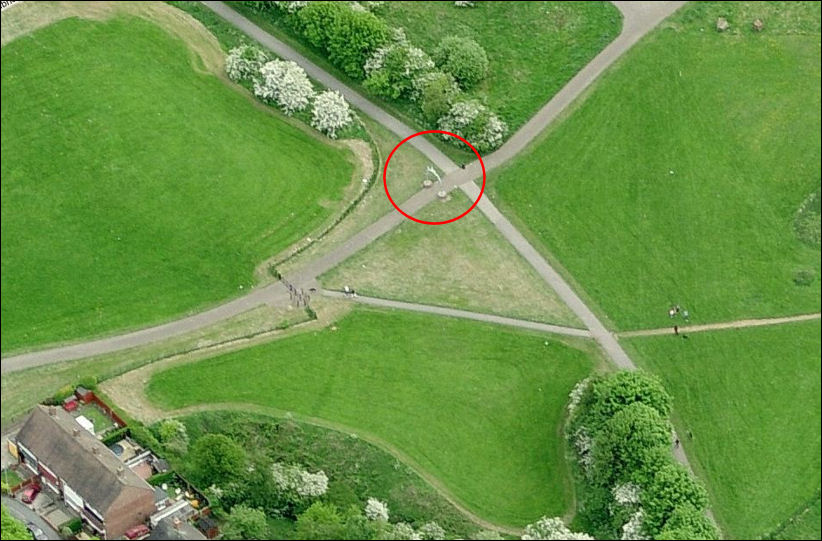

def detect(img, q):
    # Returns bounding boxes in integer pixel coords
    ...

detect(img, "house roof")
[16,405,153,514]
[148,517,207,540]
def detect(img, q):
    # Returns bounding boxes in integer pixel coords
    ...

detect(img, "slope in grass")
[493,1,821,330]
[0,16,354,352]
[322,192,581,326]
[147,308,598,526]
[627,320,821,538]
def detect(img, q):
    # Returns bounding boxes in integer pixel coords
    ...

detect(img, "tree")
[587,371,673,428]
[157,419,189,455]
[364,41,434,100]
[438,99,507,152]
[188,434,246,487]
[311,90,354,138]
[254,60,315,115]
[643,464,710,537]
[418,522,445,540]
[223,504,268,540]
[521,517,593,540]
[1,506,32,541]
[295,501,346,540]
[364,497,389,522]
[225,44,269,83]
[592,402,671,486]
[656,504,719,540]
[385,522,421,540]
[416,71,460,124]
[432,36,489,89]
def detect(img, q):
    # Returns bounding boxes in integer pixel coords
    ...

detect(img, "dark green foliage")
[223,504,269,540]
[656,503,719,540]
[593,402,671,486]
[101,427,129,446]
[363,43,428,100]
[188,434,247,487]
[147,471,176,487]
[643,464,710,537]
[129,424,161,451]
[63,517,83,534]
[295,501,346,540]
[419,72,459,124]
[292,2,389,79]
[432,36,488,89]
[587,371,673,426]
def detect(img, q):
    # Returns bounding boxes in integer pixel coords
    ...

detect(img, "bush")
[642,463,710,537]
[147,471,176,487]
[101,427,129,446]
[52,383,75,403]
[188,434,247,487]
[225,44,269,83]
[130,424,161,451]
[432,35,489,89]
[416,71,460,124]
[254,60,315,115]
[364,41,434,100]
[62,517,83,534]
[311,90,354,138]
[438,99,507,152]
[294,2,390,79]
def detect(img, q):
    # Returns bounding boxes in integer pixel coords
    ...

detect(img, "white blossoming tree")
[438,99,507,152]
[418,522,446,540]
[311,90,353,138]
[254,60,315,116]
[273,1,308,13]
[225,44,269,83]
[613,483,642,506]
[387,522,422,540]
[621,510,646,540]
[521,517,593,540]
[271,462,329,498]
[364,497,389,522]
[567,377,591,415]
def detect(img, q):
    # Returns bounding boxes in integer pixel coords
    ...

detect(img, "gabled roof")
[16,405,153,514]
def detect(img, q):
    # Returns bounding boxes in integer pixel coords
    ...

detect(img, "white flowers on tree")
[521,517,593,540]
[613,483,642,506]
[567,377,590,415]
[225,44,269,83]
[620,509,646,540]
[572,426,594,472]
[418,522,445,540]
[273,1,308,13]
[389,522,422,540]
[254,60,315,116]
[311,90,353,138]
[271,463,328,498]
[364,497,389,521]
[438,99,507,152]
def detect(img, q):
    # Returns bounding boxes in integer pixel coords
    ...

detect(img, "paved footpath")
[322,290,592,338]
[619,312,822,338]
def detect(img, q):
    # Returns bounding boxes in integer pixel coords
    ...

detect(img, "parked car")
[124,523,150,539]
[21,485,40,504]
[25,522,48,541]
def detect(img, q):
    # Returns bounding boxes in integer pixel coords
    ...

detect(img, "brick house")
[15,405,156,539]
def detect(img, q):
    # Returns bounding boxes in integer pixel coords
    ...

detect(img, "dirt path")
[619,313,822,338]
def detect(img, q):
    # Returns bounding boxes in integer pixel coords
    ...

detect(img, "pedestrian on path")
[674,438,680,449]
[673,325,679,336]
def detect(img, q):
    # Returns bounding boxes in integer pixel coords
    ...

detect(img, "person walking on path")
[674,325,679,336]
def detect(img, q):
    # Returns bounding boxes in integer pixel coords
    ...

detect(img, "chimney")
[48,406,57,417]
[73,428,81,437]
[173,517,182,530]
[92,446,100,455]
[117,466,125,479]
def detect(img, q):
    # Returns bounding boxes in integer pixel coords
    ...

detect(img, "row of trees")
[243,1,507,152]
[566,372,720,540]
[225,44,354,138]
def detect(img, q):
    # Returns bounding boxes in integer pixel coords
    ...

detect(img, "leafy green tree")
[432,36,489,89]
[656,503,719,540]
[157,419,189,455]
[587,371,673,428]
[593,402,671,486]
[644,464,711,537]
[188,434,247,487]
[327,8,390,78]
[1,506,32,541]
[223,504,268,540]
[295,501,346,540]
[418,71,460,124]
[293,2,343,49]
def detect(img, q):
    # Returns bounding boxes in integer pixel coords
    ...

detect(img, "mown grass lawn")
[492,1,821,330]
[146,308,599,526]
[0,15,354,352]
[627,320,821,539]
[322,192,582,327]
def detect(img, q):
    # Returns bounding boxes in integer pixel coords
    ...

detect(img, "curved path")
[1,1,684,372]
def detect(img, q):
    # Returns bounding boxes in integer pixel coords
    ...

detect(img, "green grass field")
[322,192,581,326]
[492,1,821,330]
[0,16,354,352]
[376,1,621,132]
[627,320,821,539]
[146,308,599,526]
